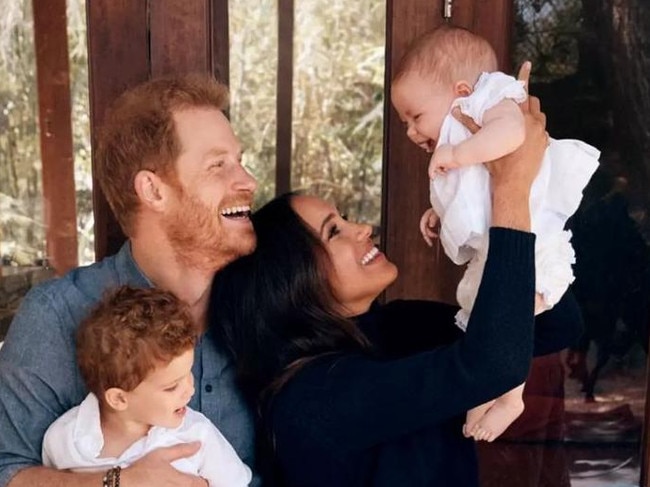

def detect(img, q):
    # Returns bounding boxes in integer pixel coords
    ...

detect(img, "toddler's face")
[123,348,196,430]
[391,72,456,153]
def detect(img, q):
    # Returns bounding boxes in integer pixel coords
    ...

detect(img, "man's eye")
[211,160,225,168]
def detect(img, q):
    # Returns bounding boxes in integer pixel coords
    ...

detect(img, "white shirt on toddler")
[42,392,252,487]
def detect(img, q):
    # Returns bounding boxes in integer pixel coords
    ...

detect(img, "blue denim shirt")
[0,243,259,486]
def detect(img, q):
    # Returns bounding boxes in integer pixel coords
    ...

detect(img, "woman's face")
[291,194,398,316]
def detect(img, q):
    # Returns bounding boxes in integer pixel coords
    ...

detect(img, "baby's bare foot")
[463,401,494,438]
[470,397,524,442]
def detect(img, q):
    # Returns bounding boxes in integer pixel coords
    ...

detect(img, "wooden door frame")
[382,0,513,304]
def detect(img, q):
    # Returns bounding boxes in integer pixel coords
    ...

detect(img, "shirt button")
[205,384,213,393]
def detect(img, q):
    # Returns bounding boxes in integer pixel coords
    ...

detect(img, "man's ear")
[104,388,129,411]
[134,170,167,212]
[454,80,473,97]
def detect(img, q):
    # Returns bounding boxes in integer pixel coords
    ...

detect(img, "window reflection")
[477,2,649,486]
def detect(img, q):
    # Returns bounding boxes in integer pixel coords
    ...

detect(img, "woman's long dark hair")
[209,192,370,404]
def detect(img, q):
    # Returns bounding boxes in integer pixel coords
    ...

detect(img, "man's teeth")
[221,205,251,217]
[361,247,379,265]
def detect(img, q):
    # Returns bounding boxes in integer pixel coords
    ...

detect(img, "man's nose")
[234,164,258,193]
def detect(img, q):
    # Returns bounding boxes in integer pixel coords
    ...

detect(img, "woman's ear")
[134,170,166,212]
[454,80,473,97]
[104,388,129,411]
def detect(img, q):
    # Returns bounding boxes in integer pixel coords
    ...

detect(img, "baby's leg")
[469,383,525,442]
[463,400,495,438]
[534,292,548,315]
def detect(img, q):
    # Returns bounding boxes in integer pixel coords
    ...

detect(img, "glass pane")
[0,0,44,267]
[228,0,279,208]
[293,1,386,226]
[0,0,48,344]
[478,2,648,486]
[67,0,93,266]
[229,1,385,226]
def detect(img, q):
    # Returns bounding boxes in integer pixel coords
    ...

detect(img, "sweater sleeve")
[367,291,582,359]
[358,300,463,357]
[271,227,536,453]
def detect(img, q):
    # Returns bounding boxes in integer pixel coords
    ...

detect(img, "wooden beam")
[86,0,149,259]
[150,0,211,77]
[383,0,461,303]
[209,0,230,86]
[32,0,78,275]
[275,0,294,195]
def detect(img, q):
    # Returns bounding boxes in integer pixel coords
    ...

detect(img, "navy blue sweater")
[266,228,582,486]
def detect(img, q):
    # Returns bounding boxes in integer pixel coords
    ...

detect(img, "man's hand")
[121,442,208,486]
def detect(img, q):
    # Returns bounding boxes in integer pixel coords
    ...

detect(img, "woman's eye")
[164,384,179,392]
[328,225,341,240]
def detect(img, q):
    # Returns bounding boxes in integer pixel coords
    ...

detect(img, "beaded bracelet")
[102,465,121,487]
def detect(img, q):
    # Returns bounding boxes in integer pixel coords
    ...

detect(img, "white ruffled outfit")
[429,71,600,330]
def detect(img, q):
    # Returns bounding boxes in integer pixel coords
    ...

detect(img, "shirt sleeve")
[0,287,84,487]
[196,417,253,487]
[272,228,536,453]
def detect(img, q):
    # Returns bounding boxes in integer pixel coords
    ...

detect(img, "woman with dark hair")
[209,98,582,486]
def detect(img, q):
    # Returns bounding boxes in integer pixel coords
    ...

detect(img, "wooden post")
[32,0,78,275]
[275,0,294,195]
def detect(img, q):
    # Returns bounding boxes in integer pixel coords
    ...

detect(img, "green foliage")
[0,0,43,265]
[230,0,386,225]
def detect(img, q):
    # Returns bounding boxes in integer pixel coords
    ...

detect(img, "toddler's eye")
[164,384,179,392]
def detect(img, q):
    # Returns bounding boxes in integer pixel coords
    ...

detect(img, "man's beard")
[163,192,255,272]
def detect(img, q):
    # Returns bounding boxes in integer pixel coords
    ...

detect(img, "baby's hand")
[419,208,439,247]
[428,144,458,179]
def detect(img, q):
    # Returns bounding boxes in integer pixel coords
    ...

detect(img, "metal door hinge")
[443,0,453,20]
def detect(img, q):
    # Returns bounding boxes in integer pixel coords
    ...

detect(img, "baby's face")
[391,72,456,153]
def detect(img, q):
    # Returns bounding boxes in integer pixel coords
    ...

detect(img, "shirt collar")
[73,393,105,458]
[114,241,154,288]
